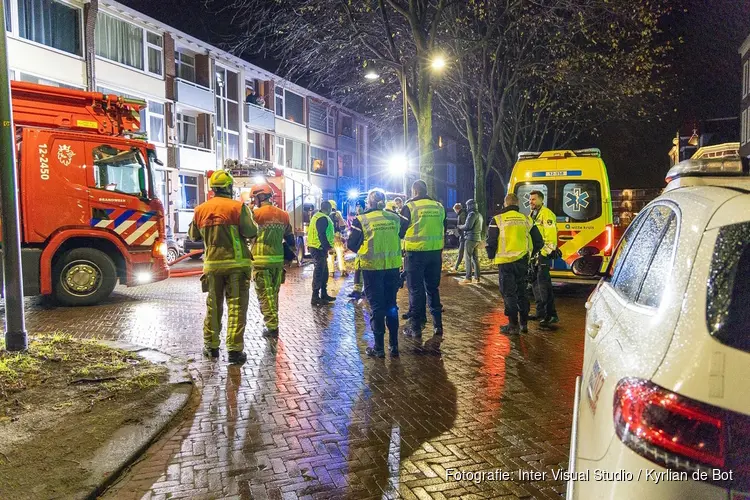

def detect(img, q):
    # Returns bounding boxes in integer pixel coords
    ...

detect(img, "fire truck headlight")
[136,272,152,284]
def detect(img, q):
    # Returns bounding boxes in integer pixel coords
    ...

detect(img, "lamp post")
[0,3,28,351]
[216,72,225,169]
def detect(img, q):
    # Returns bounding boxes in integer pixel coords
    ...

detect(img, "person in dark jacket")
[458,199,484,284]
[452,203,467,271]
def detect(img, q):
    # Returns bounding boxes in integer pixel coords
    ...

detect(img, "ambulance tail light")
[613,378,750,489]
[603,224,614,256]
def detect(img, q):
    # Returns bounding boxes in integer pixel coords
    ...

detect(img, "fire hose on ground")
[168,250,205,278]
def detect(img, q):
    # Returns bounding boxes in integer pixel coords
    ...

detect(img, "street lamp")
[388,154,409,195]
[430,55,446,71]
[364,70,380,80]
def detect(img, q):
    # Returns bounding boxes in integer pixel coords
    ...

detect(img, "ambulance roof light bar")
[573,148,601,158]
[665,157,747,184]
[518,151,543,160]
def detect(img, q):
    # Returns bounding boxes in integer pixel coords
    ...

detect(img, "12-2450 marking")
[39,144,50,180]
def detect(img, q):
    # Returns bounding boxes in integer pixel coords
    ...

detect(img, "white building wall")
[96,60,166,100]
[7,38,86,87]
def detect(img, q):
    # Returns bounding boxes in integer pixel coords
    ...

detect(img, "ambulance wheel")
[53,248,118,306]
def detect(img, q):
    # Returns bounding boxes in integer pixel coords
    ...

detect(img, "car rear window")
[706,221,750,352]
[516,180,602,222]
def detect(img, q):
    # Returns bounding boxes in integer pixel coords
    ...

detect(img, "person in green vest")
[307,200,337,306]
[347,189,409,357]
[486,193,543,335]
[400,180,448,338]
[189,170,257,364]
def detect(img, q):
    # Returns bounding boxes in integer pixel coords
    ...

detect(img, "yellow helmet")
[209,170,234,188]
[328,199,337,210]
[385,200,396,211]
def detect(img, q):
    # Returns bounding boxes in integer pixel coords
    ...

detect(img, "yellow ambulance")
[508,149,614,282]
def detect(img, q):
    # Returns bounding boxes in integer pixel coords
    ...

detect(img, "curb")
[80,341,194,500]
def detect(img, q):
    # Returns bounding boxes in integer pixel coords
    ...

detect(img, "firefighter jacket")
[189,194,257,272]
[252,202,295,268]
[307,211,334,250]
[531,205,558,257]
[347,209,408,270]
[486,205,543,265]
[402,197,447,252]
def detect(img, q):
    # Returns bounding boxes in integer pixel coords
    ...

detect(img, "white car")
[567,155,750,499]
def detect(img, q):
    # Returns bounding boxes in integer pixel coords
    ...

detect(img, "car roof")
[655,185,749,232]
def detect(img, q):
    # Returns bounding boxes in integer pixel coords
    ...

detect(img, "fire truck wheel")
[52,248,118,306]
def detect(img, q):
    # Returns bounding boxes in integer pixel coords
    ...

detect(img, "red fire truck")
[0,81,169,306]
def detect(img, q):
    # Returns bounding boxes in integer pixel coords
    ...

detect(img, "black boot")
[321,289,336,303]
[366,334,386,358]
[203,346,219,359]
[311,291,322,306]
[228,351,247,364]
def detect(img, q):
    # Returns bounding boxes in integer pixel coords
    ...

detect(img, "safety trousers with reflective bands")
[254,267,284,330]
[203,270,251,352]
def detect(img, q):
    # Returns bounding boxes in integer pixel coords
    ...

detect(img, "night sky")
[122,0,750,189]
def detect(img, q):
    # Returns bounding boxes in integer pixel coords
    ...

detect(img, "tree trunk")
[472,148,487,221]
[414,72,435,197]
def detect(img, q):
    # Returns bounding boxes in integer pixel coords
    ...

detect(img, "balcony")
[174,79,214,114]
[244,103,275,132]
[176,145,214,172]
[338,134,356,151]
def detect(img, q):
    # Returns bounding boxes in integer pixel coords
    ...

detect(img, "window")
[275,86,284,117]
[340,115,353,137]
[341,153,354,177]
[92,144,148,197]
[515,180,602,223]
[707,221,750,353]
[447,187,457,208]
[5,0,11,31]
[215,67,240,160]
[96,13,144,70]
[607,206,647,280]
[311,146,335,176]
[447,163,457,184]
[177,113,197,147]
[148,101,165,144]
[19,72,79,89]
[154,169,167,207]
[275,136,285,166]
[19,0,82,56]
[309,101,335,134]
[743,109,748,145]
[246,131,269,160]
[146,31,163,76]
[744,61,749,98]
[175,51,196,82]
[178,175,199,209]
[611,205,675,302]
[286,138,306,171]
[636,215,677,307]
[284,91,304,124]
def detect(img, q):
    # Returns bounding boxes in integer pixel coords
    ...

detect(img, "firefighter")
[251,184,296,338]
[401,180,447,338]
[347,189,408,357]
[528,190,560,328]
[486,193,543,335]
[348,199,366,300]
[189,170,257,364]
[308,201,337,306]
[327,200,349,277]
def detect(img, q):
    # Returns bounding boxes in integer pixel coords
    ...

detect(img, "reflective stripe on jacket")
[189,195,257,272]
[532,206,558,257]
[356,210,403,270]
[307,211,334,250]
[491,211,533,264]
[252,203,293,268]
[404,199,446,251]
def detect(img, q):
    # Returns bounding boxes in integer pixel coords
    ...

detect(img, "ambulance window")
[707,221,750,353]
[561,181,601,222]
[515,183,550,217]
[92,144,147,197]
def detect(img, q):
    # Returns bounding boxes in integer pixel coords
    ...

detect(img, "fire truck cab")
[0,81,169,306]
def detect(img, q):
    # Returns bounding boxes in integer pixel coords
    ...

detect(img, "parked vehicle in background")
[567,155,750,499]
[0,82,169,306]
[165,226,181,265]
[509,149,615,283]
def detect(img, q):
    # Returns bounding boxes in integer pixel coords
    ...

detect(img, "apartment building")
[3,0,370,235]
[741,32,750,159]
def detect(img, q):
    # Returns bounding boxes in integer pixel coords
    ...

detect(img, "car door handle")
[587,320,603,338]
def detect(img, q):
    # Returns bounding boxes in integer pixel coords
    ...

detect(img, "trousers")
[464,240,481,280]
[254,267,284,329]
[532,255,558,318]
[310,248,329,294]
[353,257,363,293]
[363,268,400,351]
[499,259,529,325]
[406,250,443,331]
[454,238,466,269]
[203,269,251,352]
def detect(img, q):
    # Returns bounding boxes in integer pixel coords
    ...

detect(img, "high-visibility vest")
[357,210,403,270]
[403,199,445,251]
[492,211,533,264]
[307,211,333,250]
[532,205,558,257]
[252,203,290,267]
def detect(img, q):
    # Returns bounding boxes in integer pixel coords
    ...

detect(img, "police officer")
[401,180,448,338]
[327,200,348,277]
[189,170,257,364]
[308,201,337,306]
[251,184,296,338]
[348,199,366,301]
[486,193,542,335]
[347,189,408,357]
[528,190,560,328]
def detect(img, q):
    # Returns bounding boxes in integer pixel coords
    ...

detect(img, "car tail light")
[152,241,167,258]
[614,378,750,490]
[603,224,614,256]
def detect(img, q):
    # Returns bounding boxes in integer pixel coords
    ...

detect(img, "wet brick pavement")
[1,266,589,499]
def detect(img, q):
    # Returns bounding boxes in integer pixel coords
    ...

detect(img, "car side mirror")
[571,256,604,277]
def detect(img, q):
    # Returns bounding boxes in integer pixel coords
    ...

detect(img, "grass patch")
[441,248,495,272]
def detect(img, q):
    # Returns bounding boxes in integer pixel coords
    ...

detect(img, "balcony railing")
[244,103,275,131]
[174,79,215,114]
[338,134,356,151]
[176,144,215,172]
